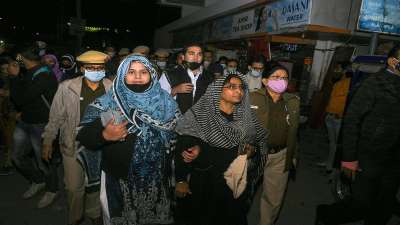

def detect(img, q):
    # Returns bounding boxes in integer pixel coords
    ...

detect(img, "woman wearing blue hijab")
[76,54,180,225]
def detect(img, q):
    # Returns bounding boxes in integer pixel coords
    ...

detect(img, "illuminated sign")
[85,26,110,32]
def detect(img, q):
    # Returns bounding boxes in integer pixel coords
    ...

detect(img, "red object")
[341,161,359,171]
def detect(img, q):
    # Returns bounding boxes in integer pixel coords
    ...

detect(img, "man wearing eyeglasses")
[42,50,112,225]
[250,63,300,225]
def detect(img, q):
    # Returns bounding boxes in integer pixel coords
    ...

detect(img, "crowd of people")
[0,40,399,225]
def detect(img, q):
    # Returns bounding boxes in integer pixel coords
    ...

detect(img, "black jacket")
[10,65,58,124]
[342,70,400,168]
[76,118,135,179]
[166,66,213,113]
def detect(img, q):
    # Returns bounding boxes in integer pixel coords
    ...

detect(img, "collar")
[187,66,203,83]
[187,66,203,77]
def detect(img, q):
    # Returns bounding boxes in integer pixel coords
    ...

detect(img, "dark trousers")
[12,121,59,192]
[316,165,400,225]
[175,169,248,225]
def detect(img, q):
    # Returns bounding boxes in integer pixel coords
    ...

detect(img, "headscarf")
[176,73,267,152]
[60,54,77,71]
[43,54,63,82]
[175,73,268,205]
[77,55,180,223]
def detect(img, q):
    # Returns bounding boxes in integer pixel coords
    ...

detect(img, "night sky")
[1,0,181,50]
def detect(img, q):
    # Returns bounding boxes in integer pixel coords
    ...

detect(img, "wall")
[309,0,355,30]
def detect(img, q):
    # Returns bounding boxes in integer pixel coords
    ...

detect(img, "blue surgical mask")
[84,70,106,82]
[250,69,262,77]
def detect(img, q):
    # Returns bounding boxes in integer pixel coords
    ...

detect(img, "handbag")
[331,169,353,202]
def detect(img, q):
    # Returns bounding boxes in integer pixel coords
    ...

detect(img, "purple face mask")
[267,79,288,93]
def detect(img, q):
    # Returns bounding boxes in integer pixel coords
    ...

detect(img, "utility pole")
[76,0,83,53]
[369,33,378,55]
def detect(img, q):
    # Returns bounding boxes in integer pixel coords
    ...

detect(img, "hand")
[292,158,297,169]
[341,161,359,181]
[15,112,22,120]
[171,83,193,96]
[182,145,200,163]
[42,143,53,162]
[341,167,357,181]
[102,118,129,141]
[175,181,191,198]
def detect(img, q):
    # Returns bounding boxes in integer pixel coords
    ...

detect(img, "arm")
[76,118,129,150]
[159,72,172,95]
[174,135,201,182]
[341,76,376,162]
[42,84,67,145]
[76,118,108,150]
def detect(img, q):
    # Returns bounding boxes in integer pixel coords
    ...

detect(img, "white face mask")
[220,63,226,69]
[250,69,262,77]
[157,61,167,68]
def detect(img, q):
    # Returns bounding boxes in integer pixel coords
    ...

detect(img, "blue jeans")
[12,121,58,192]
[325,113,342,171]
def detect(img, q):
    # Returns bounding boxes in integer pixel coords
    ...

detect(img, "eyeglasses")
[223,84,244,91]
[269,76,289,81]
[84,66,105,71]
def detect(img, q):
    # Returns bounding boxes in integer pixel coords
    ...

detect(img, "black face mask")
[125,81,151,93]
[184,61,202,70]
[396,62,400,72]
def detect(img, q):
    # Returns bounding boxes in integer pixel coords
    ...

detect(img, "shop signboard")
[264,0,311,32]
[357,0,400,35]
[231,10,255,38]
[209,16,233,40]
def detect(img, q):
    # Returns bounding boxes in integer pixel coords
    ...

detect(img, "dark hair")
[262,62,289,79]
[223,73,244,85]
[218,56,228,63]
[387,45,400,60]
[249,54,266,65]
[0,56,11,66]
[19,45,41,62]
[183,43,203,54]
[204,49,213,54]
[227,58,238,64]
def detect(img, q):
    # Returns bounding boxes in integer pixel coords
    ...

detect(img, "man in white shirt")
[159,43,213,113]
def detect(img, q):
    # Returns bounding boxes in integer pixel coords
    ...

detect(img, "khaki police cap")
[76,50,108,64]
[154,49,170,58]
[132,45,150,55]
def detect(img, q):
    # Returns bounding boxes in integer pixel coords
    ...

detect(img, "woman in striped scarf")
[174,73,268,225]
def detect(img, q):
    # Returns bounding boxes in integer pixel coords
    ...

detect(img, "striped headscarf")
[176,73,268,152]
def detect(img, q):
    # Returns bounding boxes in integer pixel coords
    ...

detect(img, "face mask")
[84,70,105,82]
[185,61,202,70]
[220,63,226,69]
[250,69,262,77]
[125,81,151,93]
[267,79,288,94]
[156,61,167,69]
[203,60,211,68]
[227,67,237,73]
[39,49,46,57]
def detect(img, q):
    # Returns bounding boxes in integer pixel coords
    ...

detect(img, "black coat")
[166,66,213,113]
[342,69,400,168]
